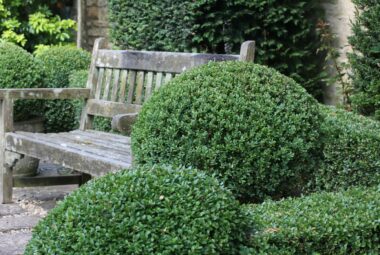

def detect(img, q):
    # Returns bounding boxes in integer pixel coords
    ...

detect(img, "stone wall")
[81,0,109,50]
[321,0,356,105]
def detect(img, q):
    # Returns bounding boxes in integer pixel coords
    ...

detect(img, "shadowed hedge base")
[246,186,380,254]
[309,106,380,192]
[25,165,250,255]
[0,42,44,121]
[132,62,322,202]
[36,46,91,132]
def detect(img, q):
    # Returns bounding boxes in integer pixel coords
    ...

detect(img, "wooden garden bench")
[0,38,255,203]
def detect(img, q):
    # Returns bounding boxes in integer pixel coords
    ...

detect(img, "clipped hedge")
[246,186,380,254]
[69,70,112,132]
[0,42,44,121]
[25,165,249,254]
[36,46,91,132]
[132,62,322,202]
[310,106,380,192]
[108,0,323,99]
[349,0,380,119]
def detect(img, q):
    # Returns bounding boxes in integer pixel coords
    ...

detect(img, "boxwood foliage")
[108,0,324,99]
[0,42,44,121]
[25,165,250,255]
[309,106,380,192]
[69,69,112,132]
[36,46,91,132]
[132,62,322,202]
[349,0,380,119]
[246,186,380,254]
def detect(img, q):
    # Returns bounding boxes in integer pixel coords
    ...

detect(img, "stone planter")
[12,118,44,177]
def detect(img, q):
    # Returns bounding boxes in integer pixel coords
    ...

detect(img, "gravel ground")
[0,169,76,255]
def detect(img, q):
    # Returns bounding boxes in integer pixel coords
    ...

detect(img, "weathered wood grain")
[164,73,173,85]
[145,72,154,100]
[6,132,131,177]
[110,69,120,101]
[102,68,113,100]
[96,49,240,73]
[134,72,145,104]
[0,88,90,100]
[0,98,14,203]
[239,41,256,62]
[126,70,136,104]
[94,68,105,99]
[111,113,138,135]
[86,99,142,118]
[118,70,128,103]
[155,72,163,91]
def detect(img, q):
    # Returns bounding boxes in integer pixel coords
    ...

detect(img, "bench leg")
[1,152,22,204]
[0,164,13,204]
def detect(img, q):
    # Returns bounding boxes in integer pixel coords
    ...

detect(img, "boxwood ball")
[132,62,322,202]
[25,165,249,254]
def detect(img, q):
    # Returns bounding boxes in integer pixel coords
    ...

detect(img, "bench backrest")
[80,38,255,130]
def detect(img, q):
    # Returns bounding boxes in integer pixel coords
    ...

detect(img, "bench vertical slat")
[145,72,154,100]
[0,98,14,203]
[134,72,145,104]
[239,41,255,62]
[155,72,163,91]
[126,70,136,104]
[118,70,128,103]
[102,68,113,100]
[164,73,173,85]
[80,37,106,130]
[110,69,120,101]
[94,68,105,99]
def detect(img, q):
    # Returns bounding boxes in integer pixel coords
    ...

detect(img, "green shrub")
[108,0,324,99]
[310,106,380,192]
[349,0,380,119]
[25,165,249,254]
[69,70,112,132]
[0,41,44,121]
[132,62,322,202]
[246,186,380,254]
[36,46,91,132]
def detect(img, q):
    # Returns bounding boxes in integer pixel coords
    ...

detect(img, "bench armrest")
[0,88,91,100]
[111,113,138,135]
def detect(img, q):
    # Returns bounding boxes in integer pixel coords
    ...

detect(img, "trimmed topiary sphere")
[309,106,380,192]
[0,42,44,120]
[246,186,380,254]
[132,62,322,202]
[25,165,249,254]
[36,46,91,132]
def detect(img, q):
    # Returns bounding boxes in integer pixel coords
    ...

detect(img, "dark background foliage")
[108,0,324,100]
[349,0,380,120]
[0,42,45,121]
[36,46,90,132]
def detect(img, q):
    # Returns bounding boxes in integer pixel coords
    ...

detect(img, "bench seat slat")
[5,130,132,177]
[9,132,132,162]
